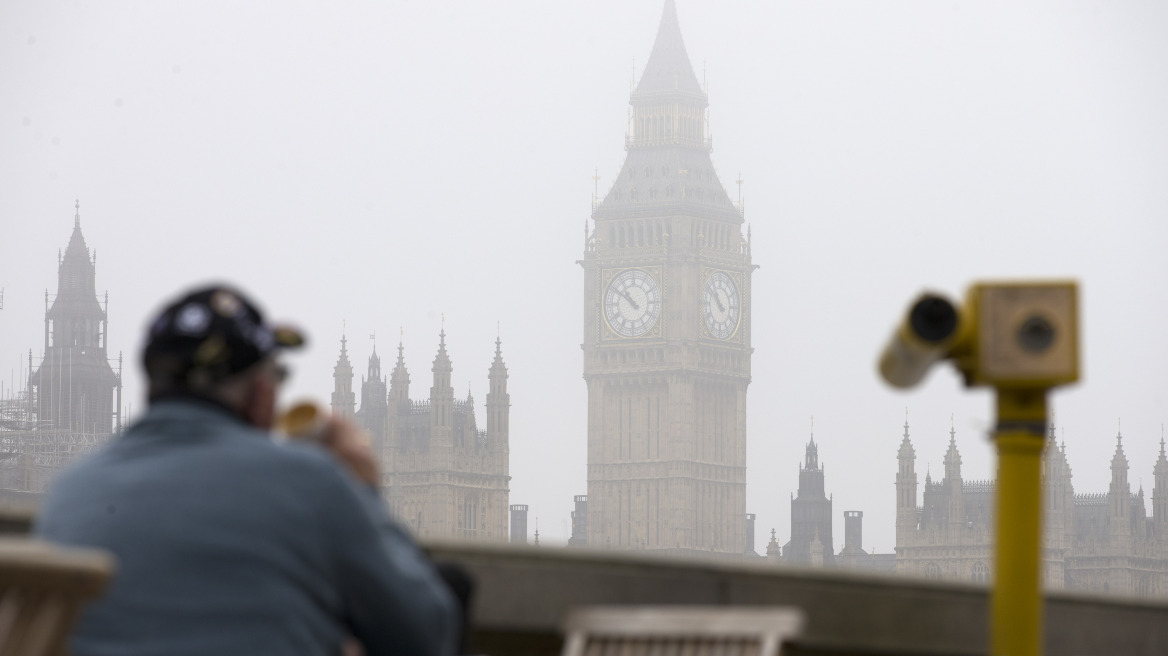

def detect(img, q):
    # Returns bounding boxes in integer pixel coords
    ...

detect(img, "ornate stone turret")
[766,529,781,562]
[430,329,455,467]
[355,346,388,446]
[896,415,918,547]
[486,335,509,458]
[330,333,355,419]
[1154,435,1168,539]
[29,201,120,435]
[389,336,410,408]
[1109,428,1131,554]
[1042,421,1075,557]
[943,421,964,534]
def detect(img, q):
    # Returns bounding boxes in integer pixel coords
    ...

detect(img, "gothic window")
[924,562,941,580]
[971,562,989,584]
[661,166,668,177]
[630,188,638,202]
[665,186,674,199]
[649,187,657,200]
[645,167,652,178]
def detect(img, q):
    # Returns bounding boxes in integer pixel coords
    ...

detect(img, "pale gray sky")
[1,1,1166,553]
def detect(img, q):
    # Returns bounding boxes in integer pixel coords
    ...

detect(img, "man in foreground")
[35,285,459,656]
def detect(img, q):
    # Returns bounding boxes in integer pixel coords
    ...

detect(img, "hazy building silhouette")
[1,202,122,495]
[895,419,1168,596]
[784,432,833,565]
[581,0,753,555]
[336,332,510,541]
[29,202,120,436]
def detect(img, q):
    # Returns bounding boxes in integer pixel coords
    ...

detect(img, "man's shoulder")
[46,401,353,505]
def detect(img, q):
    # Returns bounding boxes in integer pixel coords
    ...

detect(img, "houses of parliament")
[761,418,1168,599]
[329,331,512,542]
[5,0,1168,600]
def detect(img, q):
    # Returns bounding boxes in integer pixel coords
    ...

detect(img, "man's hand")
[319,416,379,487]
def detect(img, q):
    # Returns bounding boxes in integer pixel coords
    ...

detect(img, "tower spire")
[944,419,962,482]
[634,0,704,98]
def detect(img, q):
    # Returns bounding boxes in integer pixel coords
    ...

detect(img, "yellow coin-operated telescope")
[879,282,1079,656]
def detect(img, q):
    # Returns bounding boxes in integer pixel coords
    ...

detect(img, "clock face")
[604,269,662,338]
[703,271,740,339]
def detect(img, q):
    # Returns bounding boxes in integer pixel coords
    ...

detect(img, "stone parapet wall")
[425,540,1168,656]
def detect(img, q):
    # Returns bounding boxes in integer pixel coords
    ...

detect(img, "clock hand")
[619,289,641,311]
[712,291,726,313]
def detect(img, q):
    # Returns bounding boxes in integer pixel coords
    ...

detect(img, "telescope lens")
[909,296,959,343]
[1017,315,1055,353]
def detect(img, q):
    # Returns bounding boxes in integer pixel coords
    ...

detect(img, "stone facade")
[333,332,510,541]
[580,0,753,555]
[895,419,1168,597]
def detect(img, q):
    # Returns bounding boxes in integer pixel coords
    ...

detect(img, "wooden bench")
[562,607,805,656]
[0,539,114,656]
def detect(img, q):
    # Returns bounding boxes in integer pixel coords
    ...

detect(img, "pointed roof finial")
[633,0,703,98]
[74,198,80,228]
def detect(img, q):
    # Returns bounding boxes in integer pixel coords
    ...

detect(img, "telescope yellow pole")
[991,390,1048,656]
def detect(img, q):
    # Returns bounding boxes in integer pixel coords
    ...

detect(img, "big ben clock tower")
[581,0,753,555]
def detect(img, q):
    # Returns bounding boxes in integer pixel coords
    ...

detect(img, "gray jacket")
[35,399,459,656]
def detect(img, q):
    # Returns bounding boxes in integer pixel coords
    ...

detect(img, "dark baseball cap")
[143,285,305,390]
